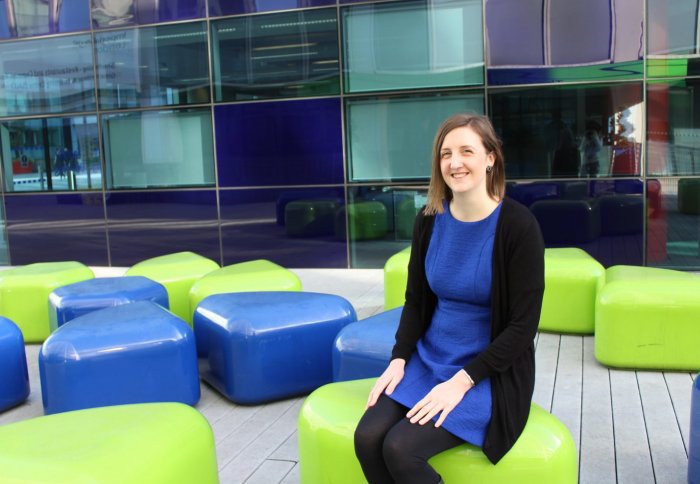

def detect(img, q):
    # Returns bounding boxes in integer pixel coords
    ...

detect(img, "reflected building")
[0,0,697,271]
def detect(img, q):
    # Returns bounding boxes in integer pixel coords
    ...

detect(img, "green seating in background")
[298,378,578,484]
[0,262,94,342]
[678,178,700,215]
[285,199,338,237]
[539,248,605,334]
[188,259,302,313]
[126,251,219,325]
[336,202,388,241]
[384,246,410,310]
[596,266,700,370]
[0,403,218,483]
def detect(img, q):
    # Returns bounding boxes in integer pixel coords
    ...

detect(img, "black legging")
[354,394,464,484]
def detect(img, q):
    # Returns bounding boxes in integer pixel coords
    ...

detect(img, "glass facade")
[0,0,697,271]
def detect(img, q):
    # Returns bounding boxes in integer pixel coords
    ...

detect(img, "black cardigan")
[391,197,545,464]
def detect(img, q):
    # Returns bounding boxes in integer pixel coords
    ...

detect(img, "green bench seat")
[383,246,411,310]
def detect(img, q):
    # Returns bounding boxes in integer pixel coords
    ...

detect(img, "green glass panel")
[342,0,483,93]
[102,108,215,189]
[346,92,484,182]
[211,8,339,102]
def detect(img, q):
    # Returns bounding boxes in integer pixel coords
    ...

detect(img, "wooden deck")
[0,268,693,483]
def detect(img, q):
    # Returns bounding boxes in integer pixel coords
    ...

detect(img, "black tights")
[354,394,463,484]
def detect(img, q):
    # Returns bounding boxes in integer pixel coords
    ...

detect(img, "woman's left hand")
[406,370,474,427]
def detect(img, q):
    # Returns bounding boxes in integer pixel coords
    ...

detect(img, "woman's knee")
[354,417,383,453]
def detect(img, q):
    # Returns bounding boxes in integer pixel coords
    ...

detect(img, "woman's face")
[439,126,494,198]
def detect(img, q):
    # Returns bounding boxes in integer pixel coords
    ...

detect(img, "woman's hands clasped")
[365,358,406,409]
[406,370,474,428]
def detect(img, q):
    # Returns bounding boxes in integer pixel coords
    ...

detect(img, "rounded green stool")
[0,402,219,483]
[126,251,219,325]
[384,246,411,310]
[539,248,605,334]
[336,202,388,241]
[298,379,578,484]
[189,259,302,316]
[596,267,700,370]
[0,262,94,342]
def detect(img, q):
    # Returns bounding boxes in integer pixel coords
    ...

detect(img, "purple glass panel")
[105,190,220,266]
[215,99,343,187]
[486,0,544,66]
[506,180,643,267]
[219,188,347,268]
[0,0,90,38]
[91,0,205,28]
[4,193,108,265]
[209,0,333,16]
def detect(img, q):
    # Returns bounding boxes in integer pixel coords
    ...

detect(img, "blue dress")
[388,201,502,447]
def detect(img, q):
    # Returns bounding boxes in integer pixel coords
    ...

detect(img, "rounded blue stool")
[48,276,169,331]
[194,292,356,404]
[0,317,30,412]
[690,374,700,484]
[39,301,199,415]
[332,307,402,382]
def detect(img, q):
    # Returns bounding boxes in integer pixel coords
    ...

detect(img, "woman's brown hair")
[424,114,505,215]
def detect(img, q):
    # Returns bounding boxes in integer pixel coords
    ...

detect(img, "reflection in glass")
[211,9,339,102]
[102,108,215,189]
[489,83,643,179]
[105,190,219,265]
[486,0,643,85]
[0,200,8,264]
[342,0,483,93]
[0,0,90,38]
[96,22,210,109]
[346,92,484,182]
[4,193,108,265]
[647,1,700,77]
[648,80,700,176]
[0,116,101,192]
[647,178,700,270]
[0,34,95,116]
[347,185,426,268]
[219,187,347,268]
[507,179,644,267]
[91,0,205,28]
[209,0,334,16]
[215,98,343,187]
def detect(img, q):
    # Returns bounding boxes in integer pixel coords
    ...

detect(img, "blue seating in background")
[39,301,199,415]
[0,317,30,412]
[690,374,700,484]
[48,276,169,331]
[333,307,401,382]
[194,292,356,404]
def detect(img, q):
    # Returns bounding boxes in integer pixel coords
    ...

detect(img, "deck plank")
[551,335,583,453]
[579,337,615,484]
[663,371,694,454]
[533,332,560,411]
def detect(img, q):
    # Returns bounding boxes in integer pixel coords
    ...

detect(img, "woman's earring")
[486,165,493,174]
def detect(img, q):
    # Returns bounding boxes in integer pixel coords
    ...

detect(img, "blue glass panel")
[489,83,643,179]
[91,0,205,28]
[346,92,484,182]
[0,200,8,264]
[4,193,108,265]
[505,179,644,267]
[346,185,425,268]
[209,0,334,16]
[215,99,343,187]
[647,79,700,176]
[102,108,215,189]
[343,0,483,93]
[211,9,339,101]
[105,190,220,266]
[486,0,643,85]
[219,187,347,268]
[96,23,210,109]
[0,34,95,116]
[647,178,700,270]
[0,116,101,192]
[0,0,90,38]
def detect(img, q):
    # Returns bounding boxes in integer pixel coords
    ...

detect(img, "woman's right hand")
[366,358,406,409]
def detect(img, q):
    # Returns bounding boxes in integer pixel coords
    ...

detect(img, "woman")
[354,114,545,483]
